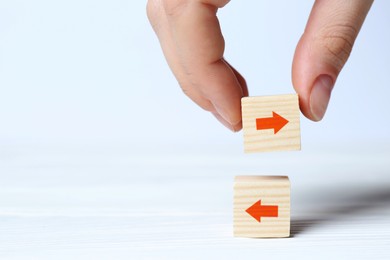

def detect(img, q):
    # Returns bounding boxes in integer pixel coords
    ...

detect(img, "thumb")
[292,0,373,121]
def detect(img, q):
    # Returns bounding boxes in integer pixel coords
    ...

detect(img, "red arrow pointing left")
[245,200,278,222]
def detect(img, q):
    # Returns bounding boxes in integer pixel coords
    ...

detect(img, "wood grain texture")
[241,94,301,153]
[234,176,290,238]
[1,145,390,259]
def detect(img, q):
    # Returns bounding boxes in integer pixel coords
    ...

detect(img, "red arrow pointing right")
[245,200,278,222]
[256,112,289,134]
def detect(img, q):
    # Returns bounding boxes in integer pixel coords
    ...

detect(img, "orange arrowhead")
[256,112,289,134]
[245,200,278,222]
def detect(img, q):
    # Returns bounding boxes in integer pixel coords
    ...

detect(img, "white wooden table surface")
[1,143,389,259]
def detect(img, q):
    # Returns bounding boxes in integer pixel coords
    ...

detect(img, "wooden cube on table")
[241,94,301,153]
[233,176,290,238]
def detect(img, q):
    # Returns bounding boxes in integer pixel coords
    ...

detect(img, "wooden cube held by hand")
[241,94,301,153]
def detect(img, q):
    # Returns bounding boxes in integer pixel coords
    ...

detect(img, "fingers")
[147,0,215,112]
[292,0,373,121]
[147,0,247,131]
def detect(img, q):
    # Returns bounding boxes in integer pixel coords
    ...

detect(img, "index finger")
[163,0,247,128]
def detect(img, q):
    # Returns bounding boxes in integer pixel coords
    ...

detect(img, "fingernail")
[212,112,242,132]
[310,75,334,121]
[214,104,236,125]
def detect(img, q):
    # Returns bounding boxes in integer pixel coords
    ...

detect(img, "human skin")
[147,0,373,131]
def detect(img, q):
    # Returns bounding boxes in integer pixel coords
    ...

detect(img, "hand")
[147,0,373,131]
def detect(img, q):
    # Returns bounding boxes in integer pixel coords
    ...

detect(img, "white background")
[1,1,390,259]
[0,0,389,148]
